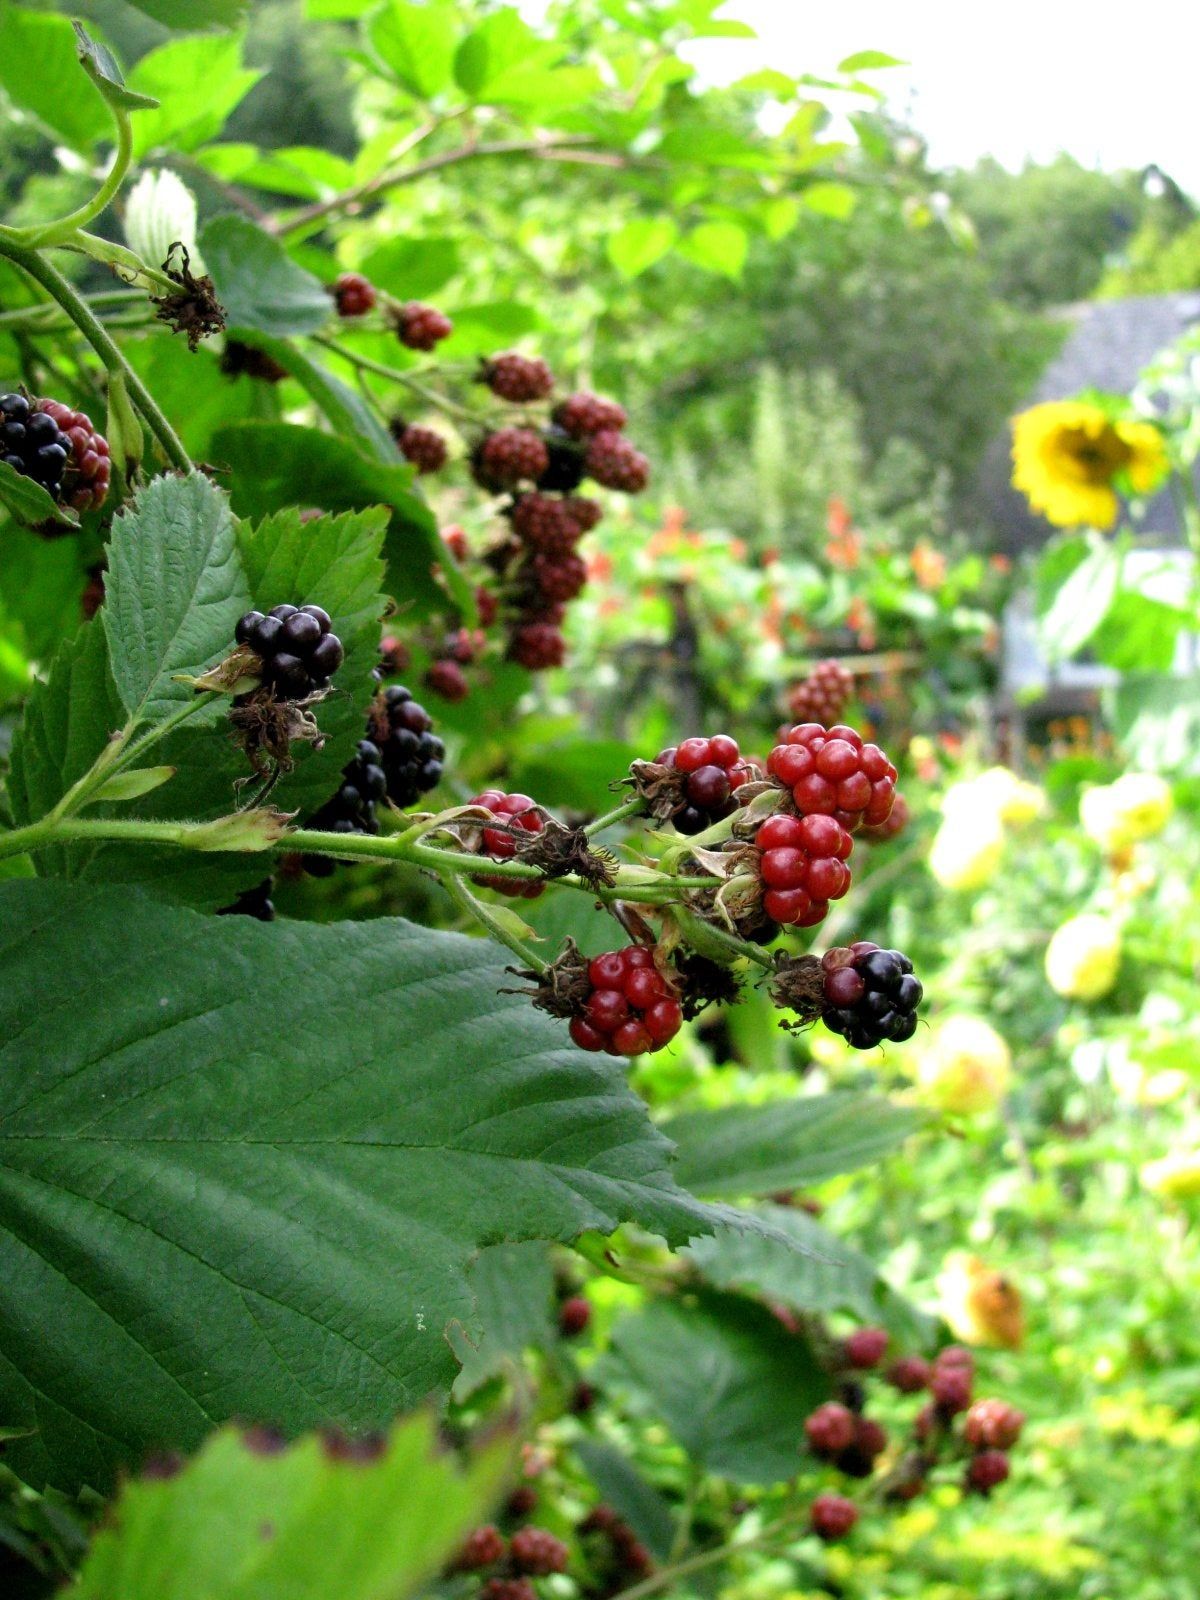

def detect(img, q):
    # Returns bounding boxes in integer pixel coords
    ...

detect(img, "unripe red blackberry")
[568,947,684,1058]
[474,428,550,490]
[471,789,545,898]
[552,392,627,439]
[331,272,376,317]
[862,790,910,842]
[964,1398,1025,1451]
[508,621,565,670]
[441,523,469,561]
[935,1345,975,1373]
[510,492,581,553]
[482,352,554,403]
[235,603,344,699]
[843,1326,889,1369]
[566,495,603,533]
[395,422,447,474]
[809,1492,858,1543]
[476,585,499,626]
[820,942,923,1049]
[886,1355,931,1394]
[788,659,853,725]
[930,1362,972,1415]
[766,722,897,832]
[395,300,452,350]
[914,1402,939,1443]
[965,1449,1011,1494]
[656,734,757,835]
[505,1487,539,1520]
[453,1525,508,1570]
[424,658,469,702]
[509,1527,569,1576]
[754,811,853,930]
[532,550,588,603]
[584,428,649,493]
[804,1401,856,1458]
[483,1580,536,1600]
[559,1296,592,1337]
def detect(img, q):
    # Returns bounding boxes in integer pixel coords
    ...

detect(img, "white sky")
[685,1,1200,198]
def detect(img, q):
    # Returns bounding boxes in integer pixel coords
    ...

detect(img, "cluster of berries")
[328,270,453,352]
[1,391,110,514]
[235,604,345,699]
[451,1523,569,1600]
[469,790,546,898]
[787,658,853,725]
[654,734,758,835]
[820,942,922,1048]
[568,947,684,1058]
[767,722,897,833]
[754,813,853,929]
[579,1506,653,1595]
[801,1327,1023,1539]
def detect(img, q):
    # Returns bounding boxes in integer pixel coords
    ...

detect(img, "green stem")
[45,696,217,824]
[22,111,133,247]
[438,870,547,973]
[612,1517,795,1600]
[0,236,190,471]
[314,336,482,425]
[584,797,646,835]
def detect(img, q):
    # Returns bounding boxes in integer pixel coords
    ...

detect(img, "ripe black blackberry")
[536,425,587,492]
[235,604,344,699]
[1,392,72,502]
[301,738,387,877]
[217,877,276,921]
[371,685,445,806]
[820,942,922,1048]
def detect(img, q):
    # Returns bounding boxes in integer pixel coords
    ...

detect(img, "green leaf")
[200,216,333,339]
[370,1,459,99]
[128,35,261,158]
[1109,675,1200,776]
[677,221,748,280]
[362,236,462,300]
[0,462,78,533]
[72,22,159,112]
[574,1440,676,1562]
[605,1293,825,1483]
[606,218,677,280]
[453,8,562,100]
[103,473,248,726]
[0,9,109,151]
[211,423,465,617]
[93,766,176,802]
[118,0,249,31]
[74,1413,510,1600]
[687,1205,936,1347]
[800,181,857,220]
[1090,590,1189,673]
[1036,540,1120,662]
[837,49,905,72]
[449,1242,556,1399]
[0,877,744,1492]
[228,330,398,459]
[661,1094,923,1200]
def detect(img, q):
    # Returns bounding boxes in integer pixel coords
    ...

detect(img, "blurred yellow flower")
[938,1253,1025,1348]
[929,813,1004,890]
[1141,1149,1200,1199]
[916,1015,1012,1114]
[1080,773,1173,852]
[1011,401,1167,528]
[1045,914,1121,1001]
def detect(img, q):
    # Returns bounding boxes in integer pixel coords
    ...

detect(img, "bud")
[125,168,202,273]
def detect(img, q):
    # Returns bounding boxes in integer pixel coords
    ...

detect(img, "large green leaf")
[1035,538,1120,663]
[449,1241,556,1398]
[201,216,333,339]
[0,8,109,151]
[1109,674,1200,776]
[74,1413,510,1600]
[0,461,78,534]
[606,218,677,280]
[687,1205,936,1347]
[129,35,261,158]
[229,330,399,459]
[369,1,460,99]
[453,8,563,100]
[102,472,249,726]
[0,878,748,1492]
[361,236,462,300]
[605,1293,825,1483]
[661,1094,923,1200]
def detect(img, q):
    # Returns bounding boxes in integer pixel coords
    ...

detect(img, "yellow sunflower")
[1011,400,1167,528]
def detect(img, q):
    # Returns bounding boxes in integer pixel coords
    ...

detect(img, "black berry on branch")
[481,353,554,403]
[394,300,452,349]
[369,685,445,806]
[767,722,897,832]
[836,1415,887,1478]
[473,428,551,490]
[470,789,546,898]
[568,947,684,1057]
[809,1493,858,1543]
[530,549,588,603]
[536,425,587,492]
[552,391,627,439]
[788,658,853,724]
[754,812,853,929]
[331,272,376,317]
[821,943,923,1049]
[509,1528,569,1577]
[508,621,565,670]
[653,735,757,835]
[235,604,344,699]
[1,392,111,511]
[394,422,447,474]
[843,1326,889,1368]
[584,428,649,493]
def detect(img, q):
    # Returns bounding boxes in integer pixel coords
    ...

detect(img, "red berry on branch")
[965,1449,1011,1494]
[510,492,583,553]
[508,621,566,670]
[424,659,469,702]
[21,396,111,511]
[453,1525,508,1570]
[510,1527,569,1576]
[475,428,551,490]
[584,429,649,493]
[559,1295,592,1337]
[656,735,754,835]
[569,947,682,1058]
[862,790,910,842]
[483,1580,537,1600]
[930,1362,973,1414]
[331,271,376,317]
[886,1355,931,1393]
[395,300,452,350]
[804,1401,856,1458]
[809,1492,858,1543]
[754,812,853,930]
[788,659,853,725]
[844,1326,889,1368]
[964,1398,1025,1451]
[483,352,555,403]
[552,391,628,438]
[395,423,447,473]
[766,722,897,832]
[470,790,545,898]
[531,550,588,602]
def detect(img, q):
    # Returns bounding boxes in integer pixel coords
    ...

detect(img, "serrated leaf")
[93,766,176,802]
[74,1413,510,1600]
[0,877,748,1492]
[661,1094,923,1200]
[605,1293,825,1483]
[200,216,332,338]
[102,473,249,726]
[370,1,459,99]
[72,22,159,112]
[687,1205,936,1347]
[0,462,78,533]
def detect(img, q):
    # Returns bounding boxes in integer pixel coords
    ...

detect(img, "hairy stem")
[21,111,133,247]
[438,870,548,973]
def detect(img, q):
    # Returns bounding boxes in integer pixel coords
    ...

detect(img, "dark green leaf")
[0,462,78,534]
[200,216,333,339]
[74,1414,510,1600]
[662,1094,923,1199]
[228,331,398,459]
[574,1440,676,1561]
[72,22,159,112]
[0,877,744,1492]
[449,1242,556,1398]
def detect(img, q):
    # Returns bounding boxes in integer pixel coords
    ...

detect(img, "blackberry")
[482,352,554,403]
[473,428,550,490]
[843,1326,889,1369]
[788,658,853,724]
[584,429,649,493]
[470,789,545,899]
[217,877,276,921]
[804,1401,856,1458]
[755,812,854,929]
[964,1399,1024,1451]
[510,491,584,553]
[508,621,565,670]
[1,391,112,511]
[302,738,387,876]
[767,722,897,832]
[424,658,469,702]
[862,790,910,842]
[509,1528,569,1577]
[451,1526,507,1571]
[530,549,588,603]
[809,1493,858,1543]
[235,603,345,699]
[536,425,587,492]
[965,1449,1011,1494]
[552,391,627,439]
[331,272,375,317]
[568,947,683,1057]
[36,397,111,511]
[394,301,452,350]
[820,942,922,1049]
[559,1295,592,1337]
[929,1361,972,1415]
[656,734,756,835]
[371,685,444,806]
[394,422,447,474]
[835,1415,887,1478]
[886,1355,931,1394]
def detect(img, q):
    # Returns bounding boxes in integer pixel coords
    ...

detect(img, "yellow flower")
[1011,401,1167,529]
[1141,1150,1200,1200]
[1044,913,1121,1000]
[1080,773,1173,851]
[928,813,1004,891]
[937,1253,1025,1348]
[916,1015,1012,1114]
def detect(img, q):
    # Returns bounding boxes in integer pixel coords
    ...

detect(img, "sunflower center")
[1056,424,1132,485]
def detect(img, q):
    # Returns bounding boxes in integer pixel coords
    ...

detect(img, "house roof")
[977,290,1200,552]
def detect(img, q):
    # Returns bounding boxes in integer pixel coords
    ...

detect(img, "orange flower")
[910,541,947,590]
[587,552,613,581]
[826,496,852,538]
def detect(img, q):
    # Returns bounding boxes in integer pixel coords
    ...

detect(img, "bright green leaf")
[1036,541,1120,662]
[678,221,748,279]
[93,766,176,803]
[72,22,159,113]
[454,7,562,99]
[606,218,677,279]
[801,181,858,219]
[837,49,906,72]
[370,1,460,99]
[128,35,261,159]
[200,215,333,338]
[0,9,109,151]
[0,462,78,534]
